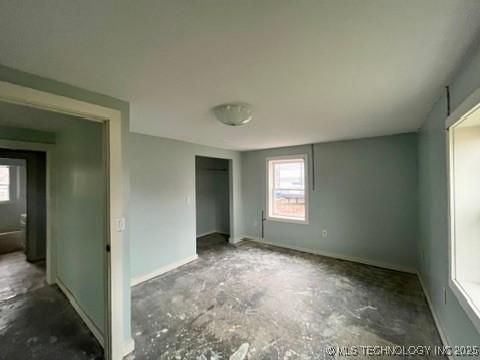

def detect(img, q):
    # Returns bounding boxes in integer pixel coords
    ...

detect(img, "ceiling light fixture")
[212,102,252,126]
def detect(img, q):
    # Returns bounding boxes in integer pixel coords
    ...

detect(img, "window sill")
[450,278,480,333]
[266,216,308,225]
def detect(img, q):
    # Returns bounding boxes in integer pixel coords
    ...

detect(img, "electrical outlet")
[322,230,328,238]
[253,220,258,227]
[185,196,191,204]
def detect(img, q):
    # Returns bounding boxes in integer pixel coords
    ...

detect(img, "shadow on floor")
[196,232,229,251]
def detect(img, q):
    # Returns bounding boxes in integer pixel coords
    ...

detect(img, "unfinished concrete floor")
[131,234,444,359]
[0,251,103,360]
[0,251,46,301]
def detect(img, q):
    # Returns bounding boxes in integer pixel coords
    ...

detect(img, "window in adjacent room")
[0,165,10,202]
[267,154,308,223]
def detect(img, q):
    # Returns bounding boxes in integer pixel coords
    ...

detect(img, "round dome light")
[212,103,252,126]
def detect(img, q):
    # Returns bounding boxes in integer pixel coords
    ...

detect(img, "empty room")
[1,1,480,359]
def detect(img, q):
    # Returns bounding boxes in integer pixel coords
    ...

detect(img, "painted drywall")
[129,134,242,280]
[195,156,230,237]
[242,133,418,271]
[0,64,132,344]
[418,40,480,346]
[0,125,55,144]
[55,116,106,333]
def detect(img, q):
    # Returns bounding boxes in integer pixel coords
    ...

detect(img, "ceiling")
[0,101,75,132]
[1,1,480,150]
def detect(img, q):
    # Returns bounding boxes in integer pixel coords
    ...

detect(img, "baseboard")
[130,254,198,287]
[123,337,135,357]
[196,230,229,238]
[55,277,105,347]
[417,272,452,359]
[245,237,416,274]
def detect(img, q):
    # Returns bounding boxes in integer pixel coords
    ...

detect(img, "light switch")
[116,217,126,232]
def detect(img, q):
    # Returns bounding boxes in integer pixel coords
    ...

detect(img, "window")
[0,166,10,202]
[447,92,480,333]
[267,154,308,223]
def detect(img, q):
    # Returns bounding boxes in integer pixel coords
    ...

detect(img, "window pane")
[274,161,304,189]
[273,189,305,219]
[0,185,9,201]
[0,166,9,185]
[0,166,9,201]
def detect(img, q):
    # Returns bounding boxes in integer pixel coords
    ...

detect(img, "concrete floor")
[0,251,46,301]
[0,251,103,360]
[131,234,444,359]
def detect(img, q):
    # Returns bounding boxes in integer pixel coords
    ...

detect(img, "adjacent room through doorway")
[0,157,28,257]
[0,100,106,360]
[195,156,231,250]
[0,149,46,302]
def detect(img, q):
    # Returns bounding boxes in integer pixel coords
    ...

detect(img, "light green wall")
[418,41,480,346]
[0,64,132,344]
[55,117,106,332]
[242,133,419,271]
[0,125,55,144]
[129,133,242,279]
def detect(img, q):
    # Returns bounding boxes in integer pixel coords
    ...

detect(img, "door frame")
[0,143,53,275]
[193,155,234,240]
[0,80,127,360]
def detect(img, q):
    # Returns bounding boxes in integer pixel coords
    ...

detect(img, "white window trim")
[446,86,480,334]
[265,153,309,225]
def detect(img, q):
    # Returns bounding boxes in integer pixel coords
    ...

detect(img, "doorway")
[0,150,46,261]
[0,79,128,359]
[0,101,106,359]
[0,153,48,303]
[195,156,231,250]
